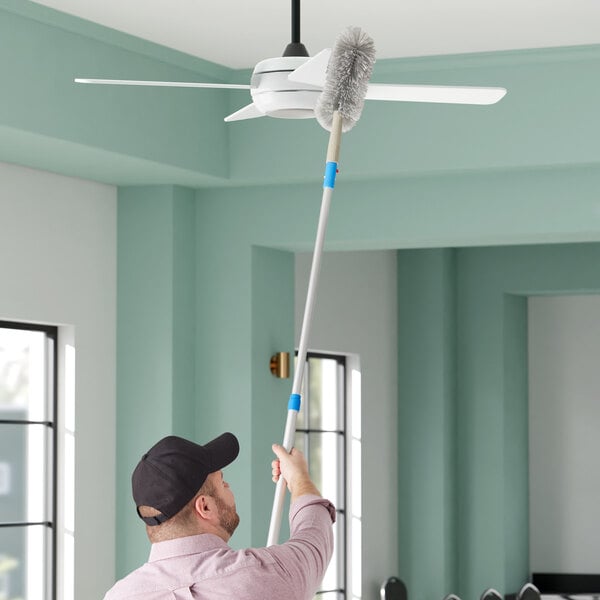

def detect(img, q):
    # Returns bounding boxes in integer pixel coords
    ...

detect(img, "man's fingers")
[272,457,281,483]
[272,443,288,459]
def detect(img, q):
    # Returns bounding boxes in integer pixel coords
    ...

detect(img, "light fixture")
[270,352,290,379]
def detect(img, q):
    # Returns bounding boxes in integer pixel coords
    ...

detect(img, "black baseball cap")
[132,432,239,526]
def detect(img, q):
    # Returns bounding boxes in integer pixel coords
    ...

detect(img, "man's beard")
[213,494,240,537]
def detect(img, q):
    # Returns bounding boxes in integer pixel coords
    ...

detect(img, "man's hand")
[271,444,321,503]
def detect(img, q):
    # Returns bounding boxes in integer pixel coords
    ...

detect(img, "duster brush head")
[315,27,376,133]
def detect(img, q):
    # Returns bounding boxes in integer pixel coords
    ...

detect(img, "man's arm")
[270,444,335,599]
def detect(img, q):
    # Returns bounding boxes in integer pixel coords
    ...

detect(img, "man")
[104,432,335,599]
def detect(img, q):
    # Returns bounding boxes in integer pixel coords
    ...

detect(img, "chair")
[443,593,462,600]
[517,582,541,600]
[480,588,503,600]
[380,577,407,600]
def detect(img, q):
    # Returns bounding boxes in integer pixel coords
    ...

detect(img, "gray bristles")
[315,27,376,133]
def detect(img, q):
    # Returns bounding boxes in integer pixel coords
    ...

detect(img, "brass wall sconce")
[270,352,290,379]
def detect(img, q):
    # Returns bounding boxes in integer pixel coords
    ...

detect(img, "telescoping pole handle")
[266,112,342,546]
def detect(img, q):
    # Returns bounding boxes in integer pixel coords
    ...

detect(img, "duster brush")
[316,26,376,133]
[267,26,376,546]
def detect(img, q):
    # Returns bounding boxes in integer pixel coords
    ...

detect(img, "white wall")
[528,295,600,573]
[295,250,398,599]
[0,162,117,598]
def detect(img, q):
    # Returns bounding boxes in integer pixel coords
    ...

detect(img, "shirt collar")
[149,533,229,562]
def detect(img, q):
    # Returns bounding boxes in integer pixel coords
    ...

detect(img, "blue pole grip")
[288,393,301,411]
[323,161,338,189]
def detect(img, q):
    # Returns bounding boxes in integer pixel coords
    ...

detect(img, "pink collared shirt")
[104,495,335,600]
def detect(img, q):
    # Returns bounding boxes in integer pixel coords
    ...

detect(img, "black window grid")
[296,351,348,600]
[0,320,58,600]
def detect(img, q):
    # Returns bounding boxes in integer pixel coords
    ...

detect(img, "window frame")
[297,351,348,599]
[0,320,58,600]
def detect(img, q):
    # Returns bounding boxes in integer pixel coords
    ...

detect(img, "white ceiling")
[32,0,600,70]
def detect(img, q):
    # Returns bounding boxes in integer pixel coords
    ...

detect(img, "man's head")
[196,470,240,537]
[132,432,239,536]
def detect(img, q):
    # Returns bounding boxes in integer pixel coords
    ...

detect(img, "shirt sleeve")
[267,494,336,600]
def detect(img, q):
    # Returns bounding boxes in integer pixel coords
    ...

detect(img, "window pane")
[0,424,50,523]
[315,592,344,600]
[294,432,344,509]
[308,358,341,430]
[0,329,48,422]
[296,392,307,430]
[320,511,345,592]
[0,524,49,599]
[294,432,305,453]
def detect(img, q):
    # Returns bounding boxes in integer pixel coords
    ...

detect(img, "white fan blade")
[287,49,331,88]
[224,103,265,122]
[365,83,507,105]
[74,78,250,90]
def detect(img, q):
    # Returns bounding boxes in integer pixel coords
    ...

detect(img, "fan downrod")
[282,0,308,57]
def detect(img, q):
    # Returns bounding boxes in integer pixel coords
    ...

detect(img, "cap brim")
[204,432,239,472]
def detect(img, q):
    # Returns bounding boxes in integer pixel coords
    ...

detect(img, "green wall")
[117,186,196,573]
[0,0,231,185]
[396,243,600,600]
[397,249,458,599]
[251,247,295,544]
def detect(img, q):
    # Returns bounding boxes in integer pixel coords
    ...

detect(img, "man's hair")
[138,476,218,543]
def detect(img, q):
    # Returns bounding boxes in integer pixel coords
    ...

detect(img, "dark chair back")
[380,577,407,600]
[517,582,541,600]
[480,588,503,600]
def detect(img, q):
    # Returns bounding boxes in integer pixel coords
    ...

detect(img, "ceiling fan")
[75,0,507,123]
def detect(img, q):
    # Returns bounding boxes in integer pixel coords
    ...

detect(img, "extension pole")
[267,111,343,546]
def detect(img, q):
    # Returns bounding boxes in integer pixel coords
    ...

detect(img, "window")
[296,352,361,600]
[0,322,57,600]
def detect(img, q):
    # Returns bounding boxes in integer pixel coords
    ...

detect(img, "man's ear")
[194,494,216,521]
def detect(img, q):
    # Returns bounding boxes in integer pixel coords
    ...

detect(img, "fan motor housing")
[250,56,321,119]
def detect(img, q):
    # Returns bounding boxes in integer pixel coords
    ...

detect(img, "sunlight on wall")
[351,367,362,600]
[62,343,76,600]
